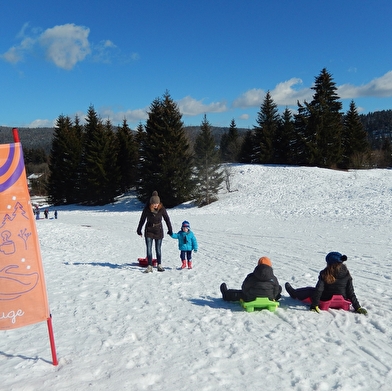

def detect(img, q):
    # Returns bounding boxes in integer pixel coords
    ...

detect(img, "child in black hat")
[285,252,367,314]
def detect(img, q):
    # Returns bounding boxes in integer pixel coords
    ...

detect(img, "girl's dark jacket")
[241,264,282,302]
[137,203,173,240]
[312,264,360,310]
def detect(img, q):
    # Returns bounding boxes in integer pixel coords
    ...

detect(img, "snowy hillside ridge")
[2,164,392,391]
[196,164,392,221]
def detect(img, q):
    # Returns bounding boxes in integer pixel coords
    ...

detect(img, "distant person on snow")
[137,191,173,273]
[220,257,282,302]
[170,220,198,269]
[285,252,367,314]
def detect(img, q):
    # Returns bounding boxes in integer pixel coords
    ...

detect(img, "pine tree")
[220,119,241,162]
[135,122,146,151]
[134,122,145,192]
[137,91,194,207]
[253,91,280,163]
[293,100,311,165]
[238,130,254,163]
[115,119,138,193]
[275,108,295,164]
[24,148,47,165]
[297,68,344,167]
[47,115,82,205]
[101,119,121,203]
[71,115,84,203]
[381,138,392,167]
[80,106,118,205]
[341,100,370,168]
[220,129,230,162]
[193,115,224,206]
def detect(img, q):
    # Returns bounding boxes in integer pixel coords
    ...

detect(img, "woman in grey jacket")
[137,191,173,273]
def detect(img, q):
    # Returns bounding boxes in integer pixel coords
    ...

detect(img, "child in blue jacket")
[170,221,198,269]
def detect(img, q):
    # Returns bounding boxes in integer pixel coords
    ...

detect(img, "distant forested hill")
[359,110,392,146]
[0,125,249,152]
[0,127,54,153]
[2,109,392,152]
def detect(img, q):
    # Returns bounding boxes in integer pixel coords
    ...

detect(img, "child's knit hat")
[326,252,347,265]
[182,221,190,228]
[258,256,272,267]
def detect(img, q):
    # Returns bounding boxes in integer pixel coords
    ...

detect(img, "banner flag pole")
[0,128,58,365]
[47,315,58,366]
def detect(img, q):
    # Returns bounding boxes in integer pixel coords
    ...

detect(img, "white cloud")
[239,113,249,121]
[0,23,119,69]
[28,107,149,129]
[91,40,118,63]
[28,118,56,128]
[99,107,148,124]
[102,40,116,48]
[232,88,265,108]
[338,71,392,98]
[79,98,228,127]
[356,106,365,113]
[16,22,30,39]
[231,71,392,112]
[1,35,35,63]
[270,78,311,105]
[178,96,227,116]
[1,46,23,63]
[233,78,312,108]
[39,24,91,70]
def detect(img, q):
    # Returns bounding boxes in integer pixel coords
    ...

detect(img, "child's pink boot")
[181,260,187,269]
[187,261,192,269]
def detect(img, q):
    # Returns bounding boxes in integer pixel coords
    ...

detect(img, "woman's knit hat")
[258,256,272,267]
[150,191,160,204]
[326,252,347,265]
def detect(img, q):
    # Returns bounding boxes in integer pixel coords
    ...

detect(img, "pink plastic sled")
[138,257,158,267]
[302,295,351,311]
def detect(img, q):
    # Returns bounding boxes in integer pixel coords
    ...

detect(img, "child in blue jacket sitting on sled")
[170,221,198,269]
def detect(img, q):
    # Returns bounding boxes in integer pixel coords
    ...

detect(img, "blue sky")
[1,0,392,129]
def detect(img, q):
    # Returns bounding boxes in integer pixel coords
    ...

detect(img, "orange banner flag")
[0,141,50,330]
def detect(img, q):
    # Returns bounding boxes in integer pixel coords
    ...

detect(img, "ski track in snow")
[2,164,392,390]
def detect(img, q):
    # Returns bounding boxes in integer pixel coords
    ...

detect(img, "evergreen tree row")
[47,109,137,205]
[230,68,371,169]
[46,68,388,208]
[47,92,224,207]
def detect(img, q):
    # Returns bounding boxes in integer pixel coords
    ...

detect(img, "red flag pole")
[47,315,59,366]
[12,127,20,142]
[11,127,59,366]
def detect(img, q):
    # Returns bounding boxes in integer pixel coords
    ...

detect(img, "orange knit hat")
[258,256,272,267]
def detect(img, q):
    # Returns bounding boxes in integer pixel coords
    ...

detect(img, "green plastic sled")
[240,297,280,312]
